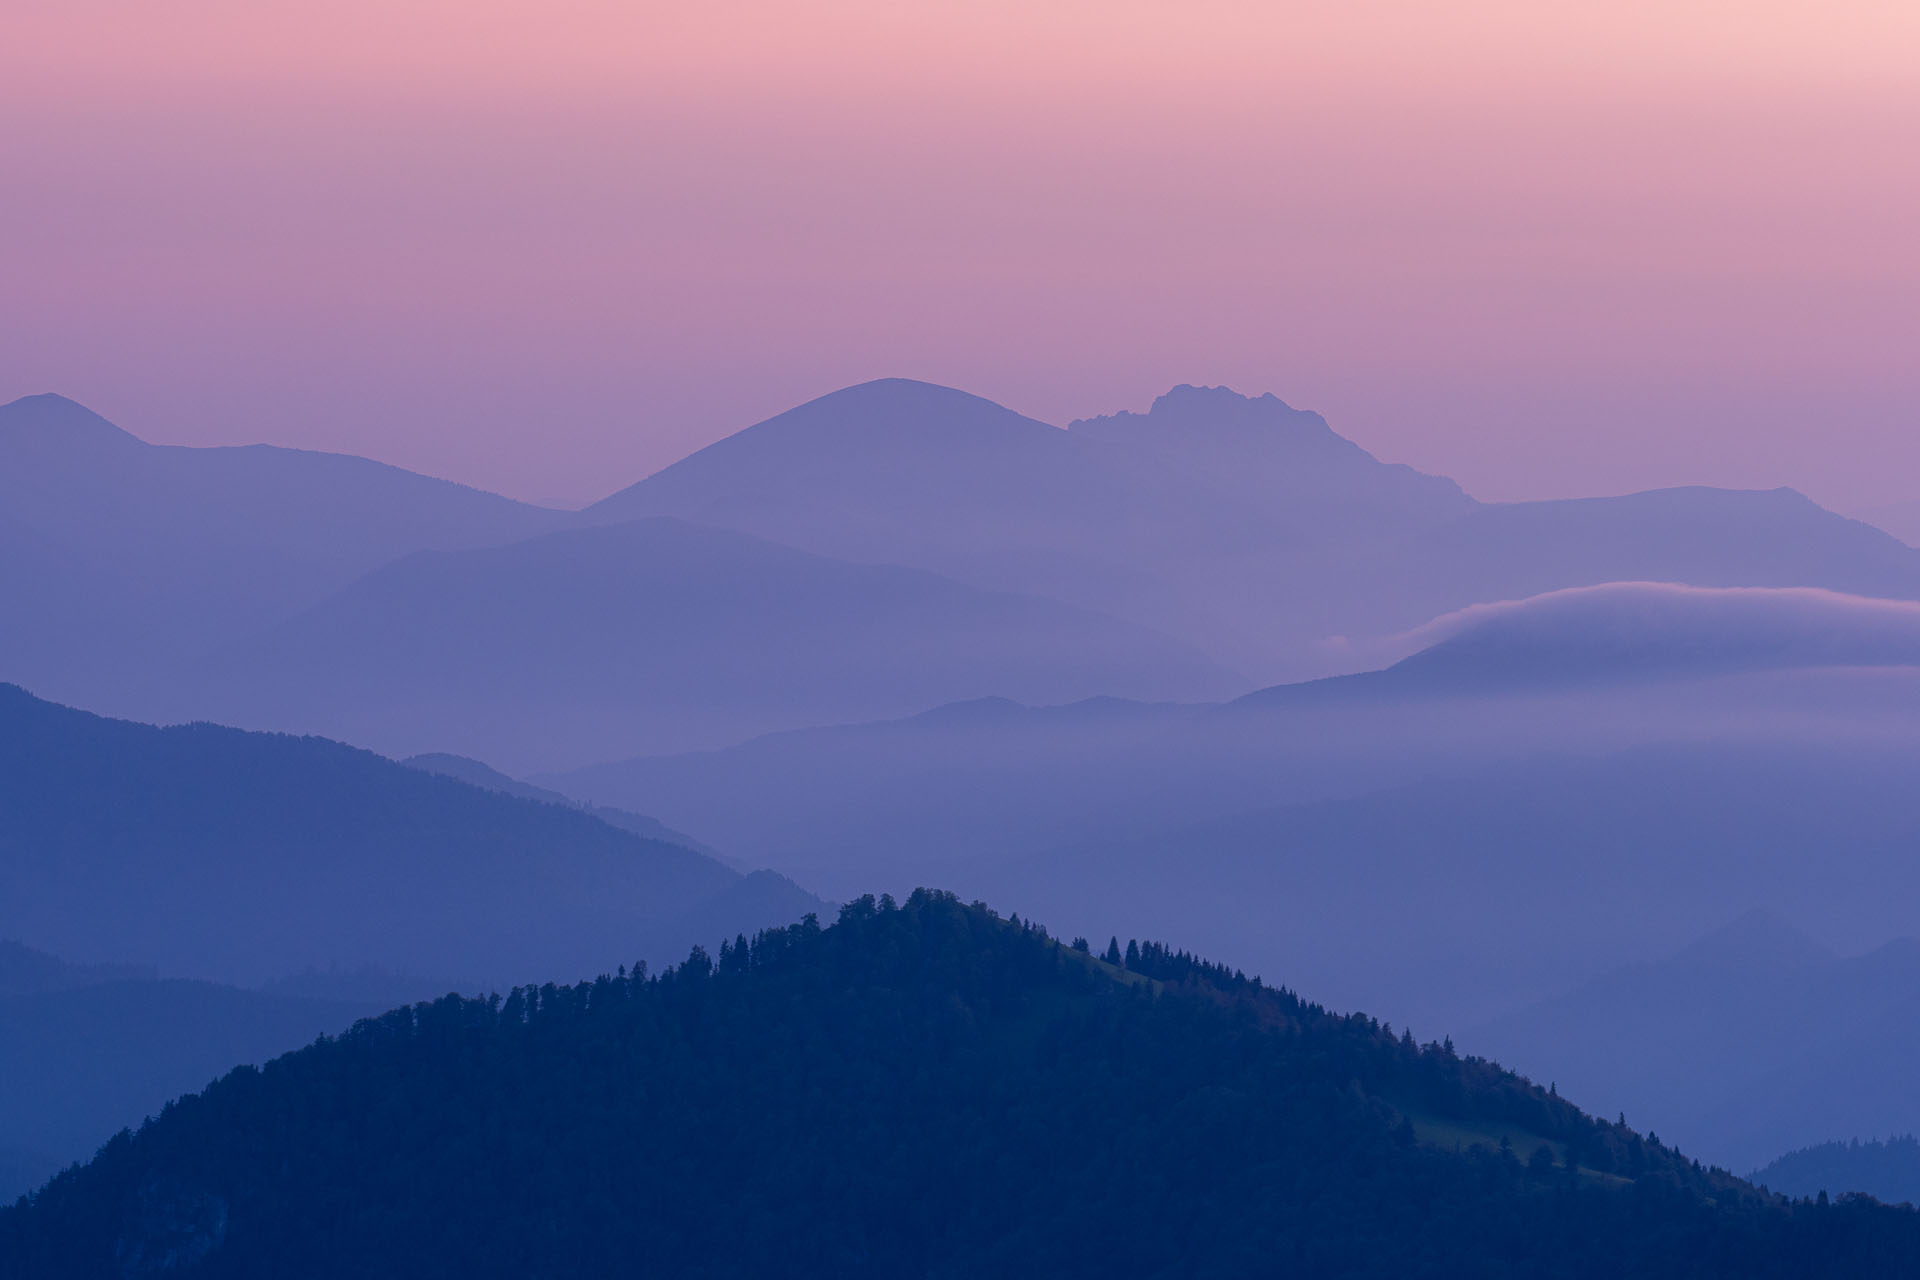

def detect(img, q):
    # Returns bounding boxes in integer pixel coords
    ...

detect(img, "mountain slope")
[1471,915,1920,1172]
[542,695,1219,887]
[1390,487,1920,624]
[544,585,1920,905]
[973,738,1920,1033]
[1857,500,1920,548]
[0,941,151,1000]
[0,684,824,986]
[0,393,565,705]
[556,684,1920,1040]
[592,379,1472,561]
[8,892,1913,1278]
[13,382,1920,723]
[1755,1138,1920,1206]
[588,379,1476,676]
[186,517,1241,770]
[585,379,1920,682]
[400,752,726,860]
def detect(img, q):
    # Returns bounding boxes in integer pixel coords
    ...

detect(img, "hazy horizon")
[11,1,1920,1255]
[6,380,1915,524]
[6,1,1915,510]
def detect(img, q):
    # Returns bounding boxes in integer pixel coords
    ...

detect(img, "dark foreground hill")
[6,893,1915,1278]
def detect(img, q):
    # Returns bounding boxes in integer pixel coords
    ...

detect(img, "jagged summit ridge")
[1071,382,1372,460]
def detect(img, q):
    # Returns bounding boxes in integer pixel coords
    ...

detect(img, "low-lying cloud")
[1382,582,1920,681]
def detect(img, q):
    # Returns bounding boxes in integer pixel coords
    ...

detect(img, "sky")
[3,1,1915,510]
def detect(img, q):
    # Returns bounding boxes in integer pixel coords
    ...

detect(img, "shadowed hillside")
[5,892,1916,1277]
[400,752,728,862]
[0,684,826,986]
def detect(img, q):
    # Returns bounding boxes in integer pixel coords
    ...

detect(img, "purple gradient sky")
[4,1,1916,509]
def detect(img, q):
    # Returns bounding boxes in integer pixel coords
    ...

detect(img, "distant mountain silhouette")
[1067,383,1473,533]
[1754,1137,1920,1207]
[957,742,1920,1035]
[0,941,152,1000]
[543,615,1920,1048]
[0,393,565,708]
[582,379,1920,682]
[547,581,1920,897]
[544,695,1225,889]
[1474,914,1920,1173]
[12,892,1914,1277]
[257,967,467,1009]
[0,393,143,451]
[594,379,1471,553]
[1344,489,1920,664]
[586,379,1476,679]
[400,752,727,861]
[11,382,1920,749]
[0,684,827,986]
[181,517,1241,770]
[1857,500,1920,549]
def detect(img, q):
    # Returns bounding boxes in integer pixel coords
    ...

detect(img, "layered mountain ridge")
[11,381,1920,767]
[0,683,825,986]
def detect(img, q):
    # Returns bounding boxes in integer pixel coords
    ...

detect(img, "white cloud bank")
[1384,582,1920,681]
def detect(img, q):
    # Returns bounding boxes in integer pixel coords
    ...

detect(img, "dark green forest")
[5,891,1916,1278]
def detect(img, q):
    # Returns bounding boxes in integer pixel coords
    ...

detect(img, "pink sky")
[4,1,1915,509]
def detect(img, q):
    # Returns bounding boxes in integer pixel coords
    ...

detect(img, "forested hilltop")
[5,892,1916,1278]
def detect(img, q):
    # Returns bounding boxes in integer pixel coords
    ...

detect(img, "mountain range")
[1473,911,1920,1173]
[12,375,1920,1223]
[400,752,728,861]
[589,380,1920,685]
[0,684,833,1203]
[0,683,824,986]
[176,517,1237,769]
[11,380,1920,769]
[541,582,1920,1047]
[0,392,564,709]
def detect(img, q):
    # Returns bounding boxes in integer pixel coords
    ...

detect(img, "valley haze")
[8,4,1919,1270]
[6,375,1920,1198]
